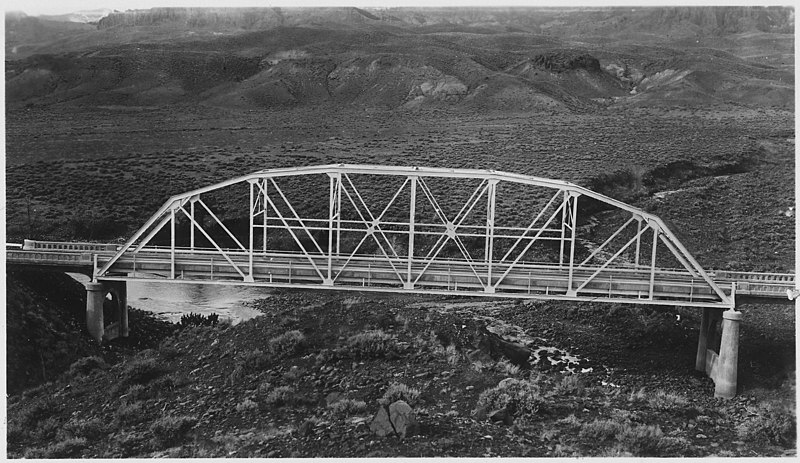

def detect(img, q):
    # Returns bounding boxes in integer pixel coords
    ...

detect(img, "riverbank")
[7,288,795,457]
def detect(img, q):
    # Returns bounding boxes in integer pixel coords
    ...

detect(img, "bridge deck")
[8,245,794,308]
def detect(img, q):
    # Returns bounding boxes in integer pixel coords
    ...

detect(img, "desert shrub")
[552,374,585,396]
[444,344,461,365]
[236,398,259,413]
[558,414,581,427]
[737,401,796,447]
[12,396,60,426]
[616,424,689,456]
[579,419,624,443]
[471,359,491,372]
[647,390,689,411]
[119,358,165,387]
[23,437,87,459]
[159,345,182,360]
[115,401,147,426]
[328,398,368,417]
[495,359,521,376]
[124,384,150,401]
[345,330,400,359]
[628,387,648,403]
[237,349,271,372]
[69,356,108,377]
[61,417,107,441]
[268,330,306,358]
[30,416,61,441]
[476,378,544,418]
[580,420,689,456]
[263,386,297,407]
[6,420,28,445]
[179,312,219,328]
[380,383,421,406]
[149,415,197,448]
[111,431,149,457]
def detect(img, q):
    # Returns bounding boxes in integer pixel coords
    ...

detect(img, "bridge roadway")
[7,244,795,307]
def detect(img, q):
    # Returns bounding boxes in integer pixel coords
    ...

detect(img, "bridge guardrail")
[7,250,94,265]
[712,270,795,297]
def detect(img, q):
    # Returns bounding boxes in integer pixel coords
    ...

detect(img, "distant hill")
[5,6,794,111]
[39,8,113,24]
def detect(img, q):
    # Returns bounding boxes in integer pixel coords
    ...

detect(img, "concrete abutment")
[85,280,128,342]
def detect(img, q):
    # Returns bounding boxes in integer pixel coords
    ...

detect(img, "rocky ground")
[6,286,795,458]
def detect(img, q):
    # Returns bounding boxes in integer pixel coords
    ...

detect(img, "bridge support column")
[107,280,129,339]
[714,309,742,398]
[695,308,722,372]
[84,281,128,343]
[86,283,106,343]
[695,307,742,398]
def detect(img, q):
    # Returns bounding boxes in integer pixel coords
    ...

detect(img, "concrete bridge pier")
[86,281,128,342]
[695,307,742,398]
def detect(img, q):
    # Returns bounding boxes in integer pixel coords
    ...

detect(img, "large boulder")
[369,400,417,438]
[388,400,417,437]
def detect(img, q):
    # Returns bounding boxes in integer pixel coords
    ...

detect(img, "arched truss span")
[95,164,734,308]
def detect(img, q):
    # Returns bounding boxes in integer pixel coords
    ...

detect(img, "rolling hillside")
[5,6,794,111]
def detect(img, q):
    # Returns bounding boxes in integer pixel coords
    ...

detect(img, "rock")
[369,406,394,437]
[325,392,342,406]
[389,400,417,437]
[297,419,315,437]
[473,405,489,421]
[489,408,514,426]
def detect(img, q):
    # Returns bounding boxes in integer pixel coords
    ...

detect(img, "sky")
[9,0,793,18]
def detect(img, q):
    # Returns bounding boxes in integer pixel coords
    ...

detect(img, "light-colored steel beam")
[493,198,565,289]
[176,204,247,280]
[407,176,417,289]
[269,178,326,255]
[339,174,406,284]
[485,179,497,292]
[197,198,247,252]
[649,224,659,299]
[578,216,636,267]
[567,192,579,292]
[261,191,326,282]
[572,222,650,295]
[500,189,562,263]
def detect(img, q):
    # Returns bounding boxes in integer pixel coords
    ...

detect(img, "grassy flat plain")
[5,6,795,458]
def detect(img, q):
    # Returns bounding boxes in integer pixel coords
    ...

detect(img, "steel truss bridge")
[6,164,795,398]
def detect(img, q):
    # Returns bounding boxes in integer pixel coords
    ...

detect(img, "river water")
[68,274,267,324]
